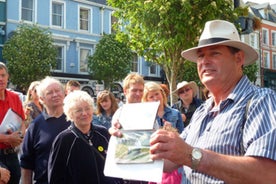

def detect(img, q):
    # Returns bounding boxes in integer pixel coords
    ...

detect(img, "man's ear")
[235,50,245,66]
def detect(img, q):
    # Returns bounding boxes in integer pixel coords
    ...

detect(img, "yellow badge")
[98,146,104,152]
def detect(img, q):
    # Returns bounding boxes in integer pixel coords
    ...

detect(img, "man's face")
[40,83,65,109]
[124,83,144,103]
[196,45,243,89]
[0,68,9,91]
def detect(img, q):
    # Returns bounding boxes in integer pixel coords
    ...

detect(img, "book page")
[0,108,22,134]
[104,101,163,182]
[115,130,153,164]
[119,101,160,130]
[104,136,163,182]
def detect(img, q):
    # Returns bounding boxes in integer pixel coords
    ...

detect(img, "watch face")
[193,149,202,159]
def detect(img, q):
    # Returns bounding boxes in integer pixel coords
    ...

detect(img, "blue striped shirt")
[180,76,276,183]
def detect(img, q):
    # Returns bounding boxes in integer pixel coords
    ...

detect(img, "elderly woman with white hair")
[48,90,122,184]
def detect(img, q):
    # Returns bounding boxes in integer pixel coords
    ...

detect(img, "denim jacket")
[156,106,184,133]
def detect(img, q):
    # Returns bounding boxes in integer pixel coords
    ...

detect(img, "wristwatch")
[191,147,202,170]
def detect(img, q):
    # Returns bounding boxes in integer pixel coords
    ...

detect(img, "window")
[272,32,276,46]
[21,0,34,21]
[54,45,65,72]
[263,51,270,68]
[149,63,157,76]
[249,33,258,48]
[262,29,268,45]
[273,54,276,70]
[52,2,63,27]
[79,8,90,31]
[79,48,91,73]
[131,53,138,72]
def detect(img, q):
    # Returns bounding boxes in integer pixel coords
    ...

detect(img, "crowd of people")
[0,19,275,184]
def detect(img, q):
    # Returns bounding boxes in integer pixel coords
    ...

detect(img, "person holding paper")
[110,73,145,137]
[149,20,276,183]
[0,62,26,184]
[110,73,148,184]
[20,76,71,184]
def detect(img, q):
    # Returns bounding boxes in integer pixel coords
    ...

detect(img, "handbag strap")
[70,126,105,161]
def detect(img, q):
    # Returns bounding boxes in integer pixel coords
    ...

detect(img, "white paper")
[104,136,164,182]
[104,101,163,182]
[0,108,22,134]
[119,101,160,130]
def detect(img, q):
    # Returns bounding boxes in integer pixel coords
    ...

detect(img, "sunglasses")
[178,88,191,95]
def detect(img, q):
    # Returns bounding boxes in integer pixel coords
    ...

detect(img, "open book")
[0,108,22,134]
[104,101,163,183]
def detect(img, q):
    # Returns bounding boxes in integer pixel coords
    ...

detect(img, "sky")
[243,0,276,5]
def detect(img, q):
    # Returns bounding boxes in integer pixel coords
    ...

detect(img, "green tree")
[88,33,132,89]
[243,63,258,83]
[108,0,253,103]
[3,24,57,92]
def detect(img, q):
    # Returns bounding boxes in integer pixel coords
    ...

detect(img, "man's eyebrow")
[197,46,221,53]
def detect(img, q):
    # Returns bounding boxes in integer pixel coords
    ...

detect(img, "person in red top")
[0,62,26,184]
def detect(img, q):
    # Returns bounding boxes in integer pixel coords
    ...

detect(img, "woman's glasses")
[178,88,191,95]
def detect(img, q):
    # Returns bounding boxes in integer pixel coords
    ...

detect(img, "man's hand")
[108,121,123,137]
[5,131,23,147]
[150,129,192,166]
[0,167,10,184]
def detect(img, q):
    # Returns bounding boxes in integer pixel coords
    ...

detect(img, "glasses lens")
[178,88,191,95]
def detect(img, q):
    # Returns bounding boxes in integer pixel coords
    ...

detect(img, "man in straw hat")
[172,81,202,127]
[149,20,276,183]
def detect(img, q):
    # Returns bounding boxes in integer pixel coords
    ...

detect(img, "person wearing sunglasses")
[172,81,202,127]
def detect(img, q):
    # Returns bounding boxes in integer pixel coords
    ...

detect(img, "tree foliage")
[243,63,258,83]
[88,33,132,89]
[108,0,254,103]
[3,24,57,92]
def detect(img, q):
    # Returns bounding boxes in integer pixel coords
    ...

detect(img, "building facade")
[1,0,163,96]
[247,2,276,91]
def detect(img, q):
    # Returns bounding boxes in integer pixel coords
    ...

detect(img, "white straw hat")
[181,20,258,66]
[173,81,198,97]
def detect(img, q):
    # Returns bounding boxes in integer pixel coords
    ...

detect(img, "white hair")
[63,90,94,122]
[37,76,64,98]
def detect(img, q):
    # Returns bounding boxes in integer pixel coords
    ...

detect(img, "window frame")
[79,47,92,74]
[262,28,269,45]
[21,0,36,22]
[79,6,91,32]
[53,44,66,72]
[263,51,270,68]
[51,1,65,28]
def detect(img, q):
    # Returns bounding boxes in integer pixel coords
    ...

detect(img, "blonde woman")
[142,82,184,133]
[24,81,43,126]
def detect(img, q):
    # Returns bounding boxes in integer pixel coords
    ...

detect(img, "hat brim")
[173,81,198,97]
[181,40,258,66]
